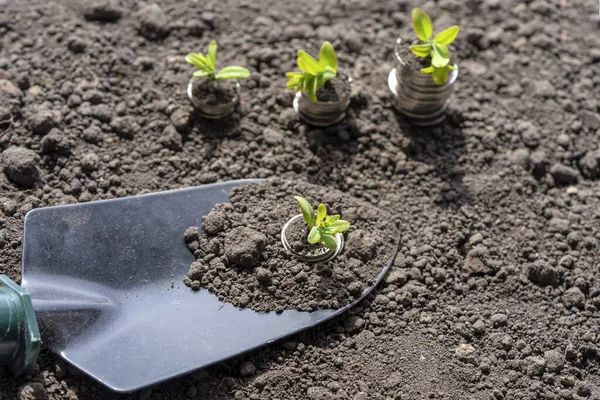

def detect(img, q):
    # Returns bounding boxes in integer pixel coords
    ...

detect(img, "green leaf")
[294,196,315,227]
[297,50,322,75]
[412,8,433,41]
[448,64,457,71]
[196,53,210,68]
[322,66,336,80]
[300,75,310,92]
[310,74,319,99]
[286,76,302,89]
[320,233,338,250]
[431,43,450,68]
[297,58,308,74]
[431,51,446,68]
[317,203,327,224]
[315,74,326,89]
[308,226,321,244]
[326,220,350,234]
[409,43,432,58]
[216,66,251,79]
[316,66,336,90]
[304,75,318,102]
[328,214,340,223]
[207,40,217,69]
[434,43,450,59]
[318,41,338,71]
[186,53,209,71]
[193,70,210,77]
[287,72,305,90]
[432,66,450,85]
[421,65,435,74]
[434,25,459,45]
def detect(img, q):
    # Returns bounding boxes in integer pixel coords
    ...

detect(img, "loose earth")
[313,76,351,103]
[191,78,238,106]
[0,0,599,399]
[183,179,398,312]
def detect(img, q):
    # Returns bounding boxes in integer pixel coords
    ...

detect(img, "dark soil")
[314,75,351,103]
[191,78,238,106]
[1,0,600,399]
[183,179,398,312]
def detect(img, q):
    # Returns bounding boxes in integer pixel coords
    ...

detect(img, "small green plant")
[185,40,250,80]
[409,8,459,85]
[294,196,350,250]
[286,41,338,102]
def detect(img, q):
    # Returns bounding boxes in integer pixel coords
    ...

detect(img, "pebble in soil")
[183,179,398,312]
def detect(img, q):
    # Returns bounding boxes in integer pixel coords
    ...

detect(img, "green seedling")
[409,8,459,85]
[185,40,250,80]
[286,41,338,102]
[294,196,350,250]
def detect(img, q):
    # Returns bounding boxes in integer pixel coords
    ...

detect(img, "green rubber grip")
[0,275,40,376]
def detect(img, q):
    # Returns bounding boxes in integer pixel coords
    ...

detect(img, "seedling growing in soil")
[409,8,459,85]
[294,196,350,250]
[185,40,250,80]
[286,41,338,102]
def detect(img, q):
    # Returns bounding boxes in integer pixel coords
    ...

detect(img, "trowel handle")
[0,275,41,376]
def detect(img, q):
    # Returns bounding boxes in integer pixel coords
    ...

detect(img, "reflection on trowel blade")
[25,275,115,349]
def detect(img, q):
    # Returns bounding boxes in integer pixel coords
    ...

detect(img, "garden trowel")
[0,179,400,392]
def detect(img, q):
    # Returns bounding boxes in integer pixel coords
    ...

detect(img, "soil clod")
[1,147,40,188]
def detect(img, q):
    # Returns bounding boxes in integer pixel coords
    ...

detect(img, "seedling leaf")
[431,43,450,68]
[216,66,251,79]
[286,78,301,88]
[207,40,217,69]
[308,227,321,244]
[317,204,327,224]
[328,214,340,223]
[290,197,350,251]
[408,8,460,85]
[196,53,210,69]
[304,75,318,102]
[322,66,336,81]
[310,75,319,101]
[185,41,250,81]
[434,25,459,45]
[298,50,322,74]
[285,41,339,102]
[412,8,433,41]
[409,43,432,58]
[320,234,338,250]
[319,41,338,71]
[294,196,315,227]
[186,53,209,71]
[432,66,450,85]
[326,220,351,234]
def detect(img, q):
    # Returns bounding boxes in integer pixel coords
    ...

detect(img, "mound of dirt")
[183,179,398,312]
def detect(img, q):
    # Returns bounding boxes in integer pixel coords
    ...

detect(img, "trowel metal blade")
[21,180,399,392]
